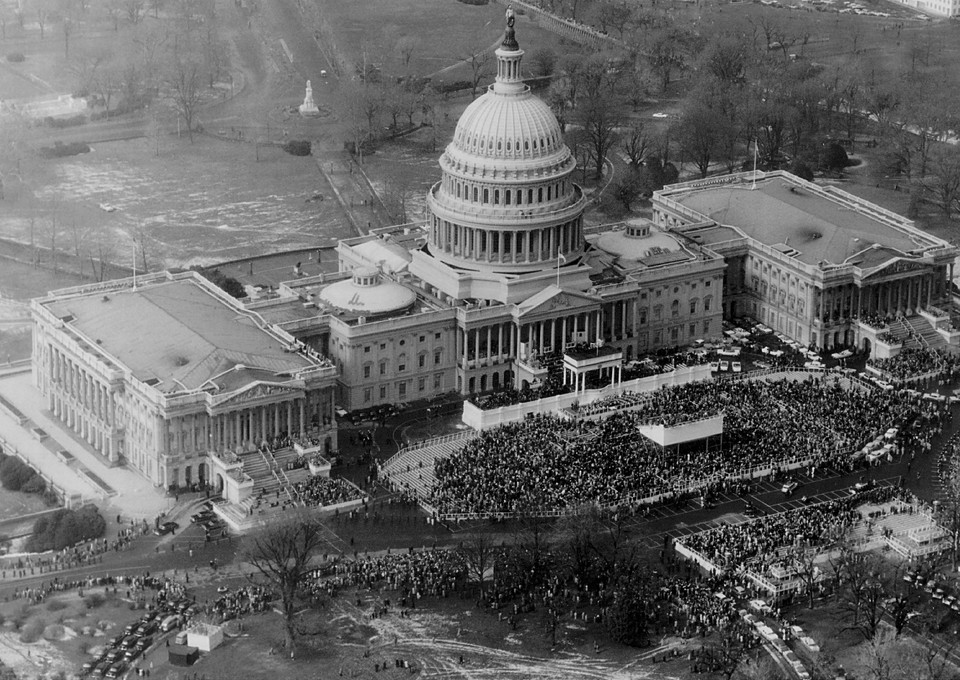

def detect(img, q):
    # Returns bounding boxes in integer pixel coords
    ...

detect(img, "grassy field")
[1,135,353,270]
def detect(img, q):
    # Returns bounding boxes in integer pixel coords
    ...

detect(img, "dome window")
[524,141,529,151]
[506,141,511,151]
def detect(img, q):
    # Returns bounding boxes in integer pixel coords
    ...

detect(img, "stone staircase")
[905,316,946,350]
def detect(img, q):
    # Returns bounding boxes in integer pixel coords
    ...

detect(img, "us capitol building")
[31,13,956,489]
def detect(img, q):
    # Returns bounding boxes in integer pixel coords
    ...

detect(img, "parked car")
[155,521,179,536]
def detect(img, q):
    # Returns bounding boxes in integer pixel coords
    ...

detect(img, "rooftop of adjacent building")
[587,219,709,273]
[660,172,946,268]
[40,275,320,394]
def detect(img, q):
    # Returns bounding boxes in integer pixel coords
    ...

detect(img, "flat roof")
[43,278,315,393]
[670,177,933,266]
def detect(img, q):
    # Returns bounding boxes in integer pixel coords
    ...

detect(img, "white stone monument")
[298,80,319,117]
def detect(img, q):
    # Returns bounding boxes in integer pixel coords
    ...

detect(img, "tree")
[125,0,145,24]
[529,46,557,78]
[464,41,491,100]
[699,622,756,680]
[574,90,621,180]
[923,146,960,218]
[396,36,416,71]
[166,55,203,142]
[242,511,328,654]
[621,120,652,170]
[674,101,735,178]
[458,533,496,602]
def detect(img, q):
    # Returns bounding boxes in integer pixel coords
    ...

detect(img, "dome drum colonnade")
[425,8,586,274]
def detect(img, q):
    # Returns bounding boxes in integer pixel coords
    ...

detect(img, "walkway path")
[0,372,173,521]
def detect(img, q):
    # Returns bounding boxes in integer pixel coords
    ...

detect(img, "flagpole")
[132,242,137,290]
[752,138,758,190]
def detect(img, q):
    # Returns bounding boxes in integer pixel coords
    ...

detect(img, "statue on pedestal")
[299,80,320,117]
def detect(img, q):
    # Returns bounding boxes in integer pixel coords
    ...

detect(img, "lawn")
[1,135,355,269]
[0,590,149,680]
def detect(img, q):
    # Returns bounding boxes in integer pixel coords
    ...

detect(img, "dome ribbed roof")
[451,92,565,162]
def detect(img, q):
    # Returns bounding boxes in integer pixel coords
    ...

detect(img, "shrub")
[0,456,35,491]
[282,140,311,156]
[456,0,489,5]
[44,114,86,129]
[84,594,105,609]
[19,618,45,643]
[46,600,68,612]
[21,474,46,494]
[6,53,25,63]
[27,505,105,552]
[197,268,245,299]
[38,142,91,159]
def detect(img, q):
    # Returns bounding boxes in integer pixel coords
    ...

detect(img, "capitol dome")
[423,10,586,276]
[318,267,416,318]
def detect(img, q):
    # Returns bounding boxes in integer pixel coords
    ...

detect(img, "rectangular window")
[363,365,371,378]
[435,332,441,340]
[419,335,425,342]
[379,362,386,375]
[364,346,370,353]
[398,382,407,399]
[435,352,442,365]
[689,323,696,337]
[379,385,387,399]
[703,320,711,335]
[434,373,442,389]
[419,355,425,368]
[418,378,425,392]
[364,388,371,403]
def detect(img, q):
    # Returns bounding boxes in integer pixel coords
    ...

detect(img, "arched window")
[653,305,662,321]
[671,300,680,318]
[538,188,543,202]
[483,188,489,203]
[689,298,699,315]
[494,189,500,204]
[473,187,478,202]
[505,190,511,205]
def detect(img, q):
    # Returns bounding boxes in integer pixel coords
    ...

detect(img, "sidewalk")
[317,154,392,237]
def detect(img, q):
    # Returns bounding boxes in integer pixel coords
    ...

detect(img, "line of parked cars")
[79,599,197,677]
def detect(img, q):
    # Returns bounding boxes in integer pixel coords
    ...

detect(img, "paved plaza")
[0,371,172,521]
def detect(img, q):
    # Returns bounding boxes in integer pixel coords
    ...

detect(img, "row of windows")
[638,320,713,347]
[363,350,445,378]
[363,373,444,403]
[457,130,561,155]
[637,297,713,323]
[639,278,714,301]
[363,332,442,354]
[445,177,569,207]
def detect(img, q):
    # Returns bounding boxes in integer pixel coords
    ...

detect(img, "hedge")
[27,505,106,552]
[282,140,311,156]
[0,454,42,492]
[38,142,91,159]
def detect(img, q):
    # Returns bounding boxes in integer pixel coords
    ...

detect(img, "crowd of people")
[430,376,945,515]
[868,347,960,382]
[293,475,365,508]
[314,549,467,606]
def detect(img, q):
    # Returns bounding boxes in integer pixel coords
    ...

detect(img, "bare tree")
[464,44,491,100]
[458,533,496,601]
[166,56,203,141]
[125,0,145,24]
[923,146,960,218]
[575,90,621,180]
[396,35,416,71]
[242,511,329,655]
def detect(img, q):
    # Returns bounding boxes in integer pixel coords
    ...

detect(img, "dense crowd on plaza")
[869,347,960,382]
[678,487,900,572]
[431,377,946,515]
[292,475,365,508]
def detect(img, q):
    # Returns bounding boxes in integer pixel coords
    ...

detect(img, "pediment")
[515,285,600,318]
